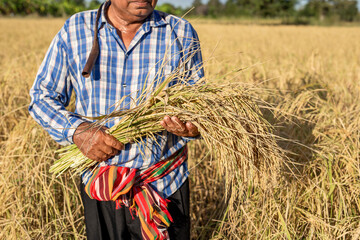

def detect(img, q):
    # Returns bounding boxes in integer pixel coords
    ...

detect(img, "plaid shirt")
[28,6,204,198]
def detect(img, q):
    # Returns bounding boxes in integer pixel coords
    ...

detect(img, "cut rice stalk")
[50,77,283,189]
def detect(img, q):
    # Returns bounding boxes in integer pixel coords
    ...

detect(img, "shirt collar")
[148,10,168,28]
[97,3,167,31]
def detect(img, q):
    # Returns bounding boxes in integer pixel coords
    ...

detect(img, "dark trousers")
[80,179,190,240]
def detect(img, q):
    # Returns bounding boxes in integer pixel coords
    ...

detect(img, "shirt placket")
[106,22,151,89]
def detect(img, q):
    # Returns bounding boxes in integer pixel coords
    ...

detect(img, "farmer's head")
[108,0,158,22]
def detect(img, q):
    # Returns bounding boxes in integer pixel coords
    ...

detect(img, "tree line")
[1,0,359,23]
[0,0,101,16]
[158,0,359,23]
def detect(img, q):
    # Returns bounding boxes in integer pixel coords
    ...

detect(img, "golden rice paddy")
[0,18,360,239]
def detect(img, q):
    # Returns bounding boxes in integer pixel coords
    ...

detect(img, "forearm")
[29,88,85,145]
[28,26,84,145]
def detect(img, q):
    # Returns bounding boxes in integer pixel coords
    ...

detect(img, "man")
[29,0,204,239]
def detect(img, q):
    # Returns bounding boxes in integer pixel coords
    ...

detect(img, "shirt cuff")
[62,116,86,144]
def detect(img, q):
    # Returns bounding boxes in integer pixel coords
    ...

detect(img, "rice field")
[0,17,360,239]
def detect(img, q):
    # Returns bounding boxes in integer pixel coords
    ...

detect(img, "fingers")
[186,122,199,136]
[172,117,186,131]
[160,116,199,137]
[163,116,181,130]
[73,122,124,162]
[99,144,117,156]
[104,134,124,151]
[82,142,117,163]
[87,149,110,163]
[91,135,123,162]
[162,116,186,134]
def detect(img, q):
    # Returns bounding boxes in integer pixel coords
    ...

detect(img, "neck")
[107,4,147,33]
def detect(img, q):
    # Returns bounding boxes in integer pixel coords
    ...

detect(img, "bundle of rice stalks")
[50,72,283,188]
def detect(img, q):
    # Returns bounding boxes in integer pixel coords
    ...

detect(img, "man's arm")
[29,28,85,145]
[29,24,123,162]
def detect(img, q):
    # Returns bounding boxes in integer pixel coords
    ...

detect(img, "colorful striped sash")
[84,146,188,240]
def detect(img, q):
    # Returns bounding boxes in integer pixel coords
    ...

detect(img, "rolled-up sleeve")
[29,26,85,145]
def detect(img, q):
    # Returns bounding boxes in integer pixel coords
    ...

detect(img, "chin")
[132,9,153,18]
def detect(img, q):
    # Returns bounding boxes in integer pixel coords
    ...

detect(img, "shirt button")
[122,84,127,88]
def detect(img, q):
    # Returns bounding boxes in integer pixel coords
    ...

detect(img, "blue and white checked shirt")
[28,6,204,198]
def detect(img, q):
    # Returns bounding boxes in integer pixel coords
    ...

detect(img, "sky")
[157,0,360,10]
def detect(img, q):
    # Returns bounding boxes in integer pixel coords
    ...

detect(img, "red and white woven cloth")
[84,146,188,240]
